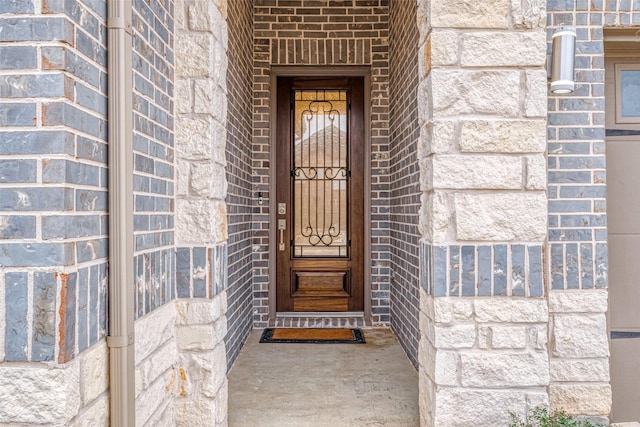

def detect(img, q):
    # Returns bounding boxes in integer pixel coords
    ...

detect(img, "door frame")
[268,66,372,323]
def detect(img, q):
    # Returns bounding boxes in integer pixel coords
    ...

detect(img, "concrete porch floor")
[228,328,419,426]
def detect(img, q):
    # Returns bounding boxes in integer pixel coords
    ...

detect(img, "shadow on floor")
[228,328,419,427]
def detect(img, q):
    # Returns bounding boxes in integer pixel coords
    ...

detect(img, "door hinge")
[347,170,352,178]
[290,170,295,177]
[290,239,294,247]
[348,239,352,247]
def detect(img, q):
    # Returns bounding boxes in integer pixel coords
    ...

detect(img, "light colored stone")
[490,325,527,349]
[524,69,548,117]
[455,192,547,241]
[511,0,546,29]
[194,80,226,119]
[190,162,227,199]
[138,339,179,398]
[135,301,177,363]
[0,362,81,424]
[550,358,610,382]
[80,341,109,405]
[176,117,215,160]
[176,316,227,352]
[188,1,215,31]
[176,159,190,196]
[176,79,192,114]
[475,298,548,323]
[176,294,227,327]
[552,314,609,358]
[431,0,511,28]
[549,290,608,313]
[431,69,520,117]
[428,191,456,243]
[136,368,176,426]
[175,199,228,245]
[435,351,459,386]
[432,155,523,189]
[526,154,547,190]
[528,324,548,350]
[461,31,546,67]
[73,394,109,427]
[434,324,476,348]
[460,351,549,387]
[430,30,458,66]
[435,388,528,426]
[431,120,456,154]
[176,400,216,427]
[214,378,228,426]
[549,384,612,416]
[451,300,475,321]
[176,34,212,78]
[417,76,432,124]
[460,119,546,153]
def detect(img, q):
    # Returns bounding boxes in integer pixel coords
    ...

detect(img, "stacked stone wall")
[388,1,421,368]
[253,0,391,327]
[0,0,110,423]
[416,0,550,423]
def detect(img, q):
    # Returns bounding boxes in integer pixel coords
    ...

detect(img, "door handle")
[278,219,286,251]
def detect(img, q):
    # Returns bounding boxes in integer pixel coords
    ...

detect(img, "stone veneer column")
[173,1,229,425]
[416,0,550,425]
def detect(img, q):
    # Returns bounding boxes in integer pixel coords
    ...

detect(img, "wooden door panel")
[276,76,364,312]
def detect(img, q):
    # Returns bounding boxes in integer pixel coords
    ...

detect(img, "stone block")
[73,394,109,427]
[490,325,527,349]
[176,325,217,351]
[431,70,520,117]
[551,314,609,358]
[460,351,550,387]
[135,368,175,427]
[175,199,227,245]
[430,30,458,66]
[524,69,548,117]
[432,155,523,189]
[474,298,548,323]
[460,119,546,153]
[549,290,608,313]
[431,0,511,28]
[526,155,547,190]
[435,351,459,386]
[135,302,176,363]
[0,362,81,424]
[549,384,612,416]
[435,388,528,426]
[80,341,108,405]
[434,324,476,348]
[176,34,212,78]
[176,117,215,160]
[461,31,546,67]
[455,192,547,241]
[550,358,610,382]
[176,297,226,328]
[190,162,227,199]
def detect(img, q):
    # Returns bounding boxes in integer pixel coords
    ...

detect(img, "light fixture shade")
[550,26,577,94]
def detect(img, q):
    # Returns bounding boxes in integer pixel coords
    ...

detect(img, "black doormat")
[259,328,366,344]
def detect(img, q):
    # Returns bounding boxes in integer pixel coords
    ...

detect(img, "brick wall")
[253,0,391,327]
[0,0,108,365]
[225,0,254,370]
[131,0,176,319]
[388,0,421,368]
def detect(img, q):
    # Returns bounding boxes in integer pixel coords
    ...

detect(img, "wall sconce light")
[550,26,577,94]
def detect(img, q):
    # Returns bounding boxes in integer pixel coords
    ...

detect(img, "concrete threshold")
[228,328,419,427]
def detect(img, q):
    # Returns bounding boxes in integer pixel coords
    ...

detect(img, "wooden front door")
[276,76,365,312]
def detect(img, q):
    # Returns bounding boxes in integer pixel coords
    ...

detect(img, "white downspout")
[107,0,135,425]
